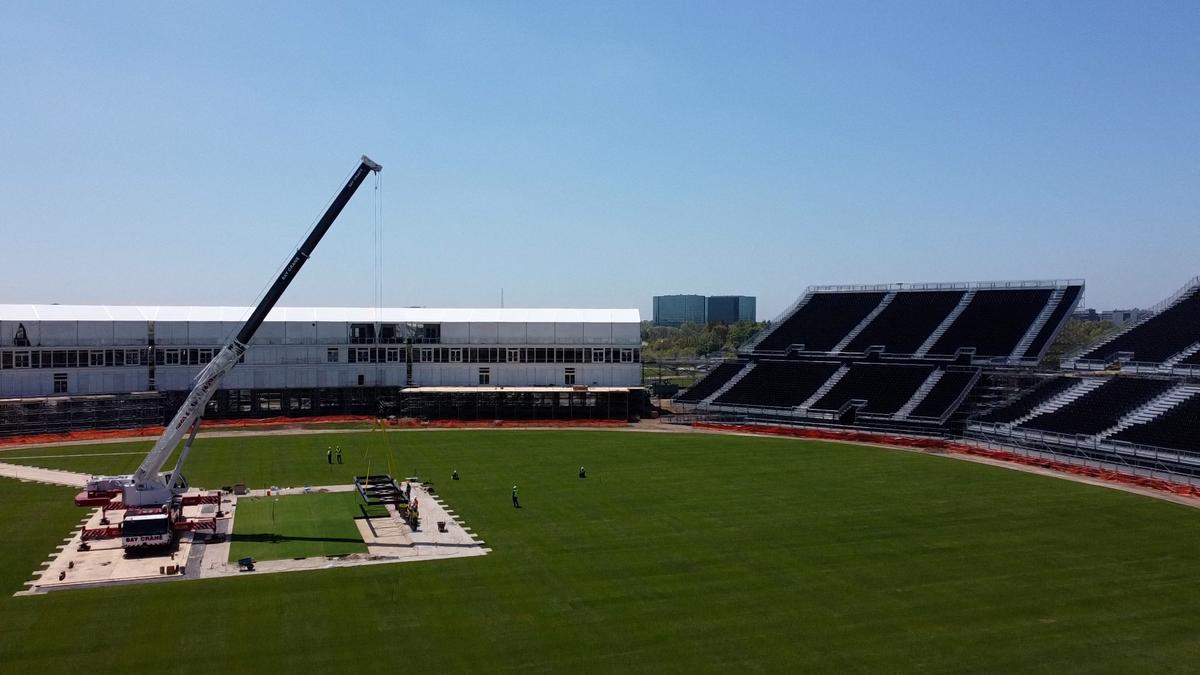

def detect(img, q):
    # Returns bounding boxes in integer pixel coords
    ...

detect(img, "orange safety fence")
[0,415,375,449]
[377,418,628,430]
[0,416,628,449]
[693,422,1200,500]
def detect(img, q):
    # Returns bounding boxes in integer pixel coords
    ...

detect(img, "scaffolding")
[0,392,163,437]
[392,388,636,421]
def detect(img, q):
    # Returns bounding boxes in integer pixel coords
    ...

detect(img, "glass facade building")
[706,296,756,324]
[652,295,708,327]
[652,295,756,326]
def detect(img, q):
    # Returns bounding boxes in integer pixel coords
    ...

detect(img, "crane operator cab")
[122,500,184,551]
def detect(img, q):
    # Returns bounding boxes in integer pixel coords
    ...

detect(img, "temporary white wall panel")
[77,322,114,347]
[440,322,470,344]
[283,322,316,344]
[317,368,338,388]
[155,321,188,345]
[155,369,192,391]
[555,322,583,344]
[316,322,347,344]
[612,323,640,345]
[9,321,30,346]
[288,368,317,388]
[469,323,499,345]
[127,372,150,391]
[0,305,642,397]
[0,305,640,325]
[412,364,436,385]
[113,322,146,345]
[583,322,612,344]
[40,322,77,346]
[251,322,286,345]
[526,323,555,344]
[75,372,99,394]
[222,369,250,389]
[24,322,41,347]
[381,369,405,387]
[529,366,557,386]
[186,321,224,345]
[498,322,527,344]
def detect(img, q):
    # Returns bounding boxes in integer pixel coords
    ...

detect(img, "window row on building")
[387,346,640,365]
[1,348,146,370]
[348,322,441,344]
[0,345,644,371]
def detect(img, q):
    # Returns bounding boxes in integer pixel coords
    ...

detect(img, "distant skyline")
[1,2,1197,320]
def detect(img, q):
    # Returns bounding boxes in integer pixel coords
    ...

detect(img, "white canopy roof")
[0,305,641,324]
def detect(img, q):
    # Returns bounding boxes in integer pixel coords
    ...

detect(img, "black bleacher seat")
[675,363,745,403]
[973,376,1076,424]
[714,361,841,408]
[754,292,885,353]
[811,363,933,415]
[929,289,1052,358]
[1112,394,1200,453]
[908,369,979,420]
[1021,377,1176,436]
[1021,285,1082,360]
[844,291,963,355]
[1077,287,1200,364]
[1179,351,1200,366]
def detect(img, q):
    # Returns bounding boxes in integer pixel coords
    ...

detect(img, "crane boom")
[108,156,381,507]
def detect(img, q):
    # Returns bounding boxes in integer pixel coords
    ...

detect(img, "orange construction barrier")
[0,415,375,448]
[376,418,627,430]
[0,416,628,448]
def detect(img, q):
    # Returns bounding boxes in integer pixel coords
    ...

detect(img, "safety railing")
[964,425,1200,486]
[807,279,1083,294]
[1065,275,1200,367]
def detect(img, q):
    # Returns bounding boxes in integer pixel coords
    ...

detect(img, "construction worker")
[511,485,520,508]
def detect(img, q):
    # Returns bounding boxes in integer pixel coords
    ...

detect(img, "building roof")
[0,305,640,324]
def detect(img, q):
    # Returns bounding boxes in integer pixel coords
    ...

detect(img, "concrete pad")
[199,483,487,579]
[25,506,193,594]
[0,461,89,488]
[21,483,487,594]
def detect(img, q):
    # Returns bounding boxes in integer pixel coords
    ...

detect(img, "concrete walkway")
[197,483,488,579]
[0,461,89,488]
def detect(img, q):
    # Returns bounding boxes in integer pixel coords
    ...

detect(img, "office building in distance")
[652,295,707,327]
[706,296,756,324]
[652,294,756,326]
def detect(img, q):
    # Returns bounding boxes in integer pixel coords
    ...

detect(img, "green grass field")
[229,491,367,562]
[2,429,1200,672]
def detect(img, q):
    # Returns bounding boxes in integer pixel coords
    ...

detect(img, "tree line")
[641,316,1114,365]
[641,321,767,360]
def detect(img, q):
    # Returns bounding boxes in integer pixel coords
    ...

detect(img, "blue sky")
[1,1,1196,320]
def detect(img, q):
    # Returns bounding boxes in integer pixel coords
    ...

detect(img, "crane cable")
[374,170,396,480]
[365,168,396,484]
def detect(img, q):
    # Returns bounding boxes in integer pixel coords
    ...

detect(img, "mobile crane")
[85,156,382,549]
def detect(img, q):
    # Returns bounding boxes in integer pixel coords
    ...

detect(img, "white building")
[0,305,642,400]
